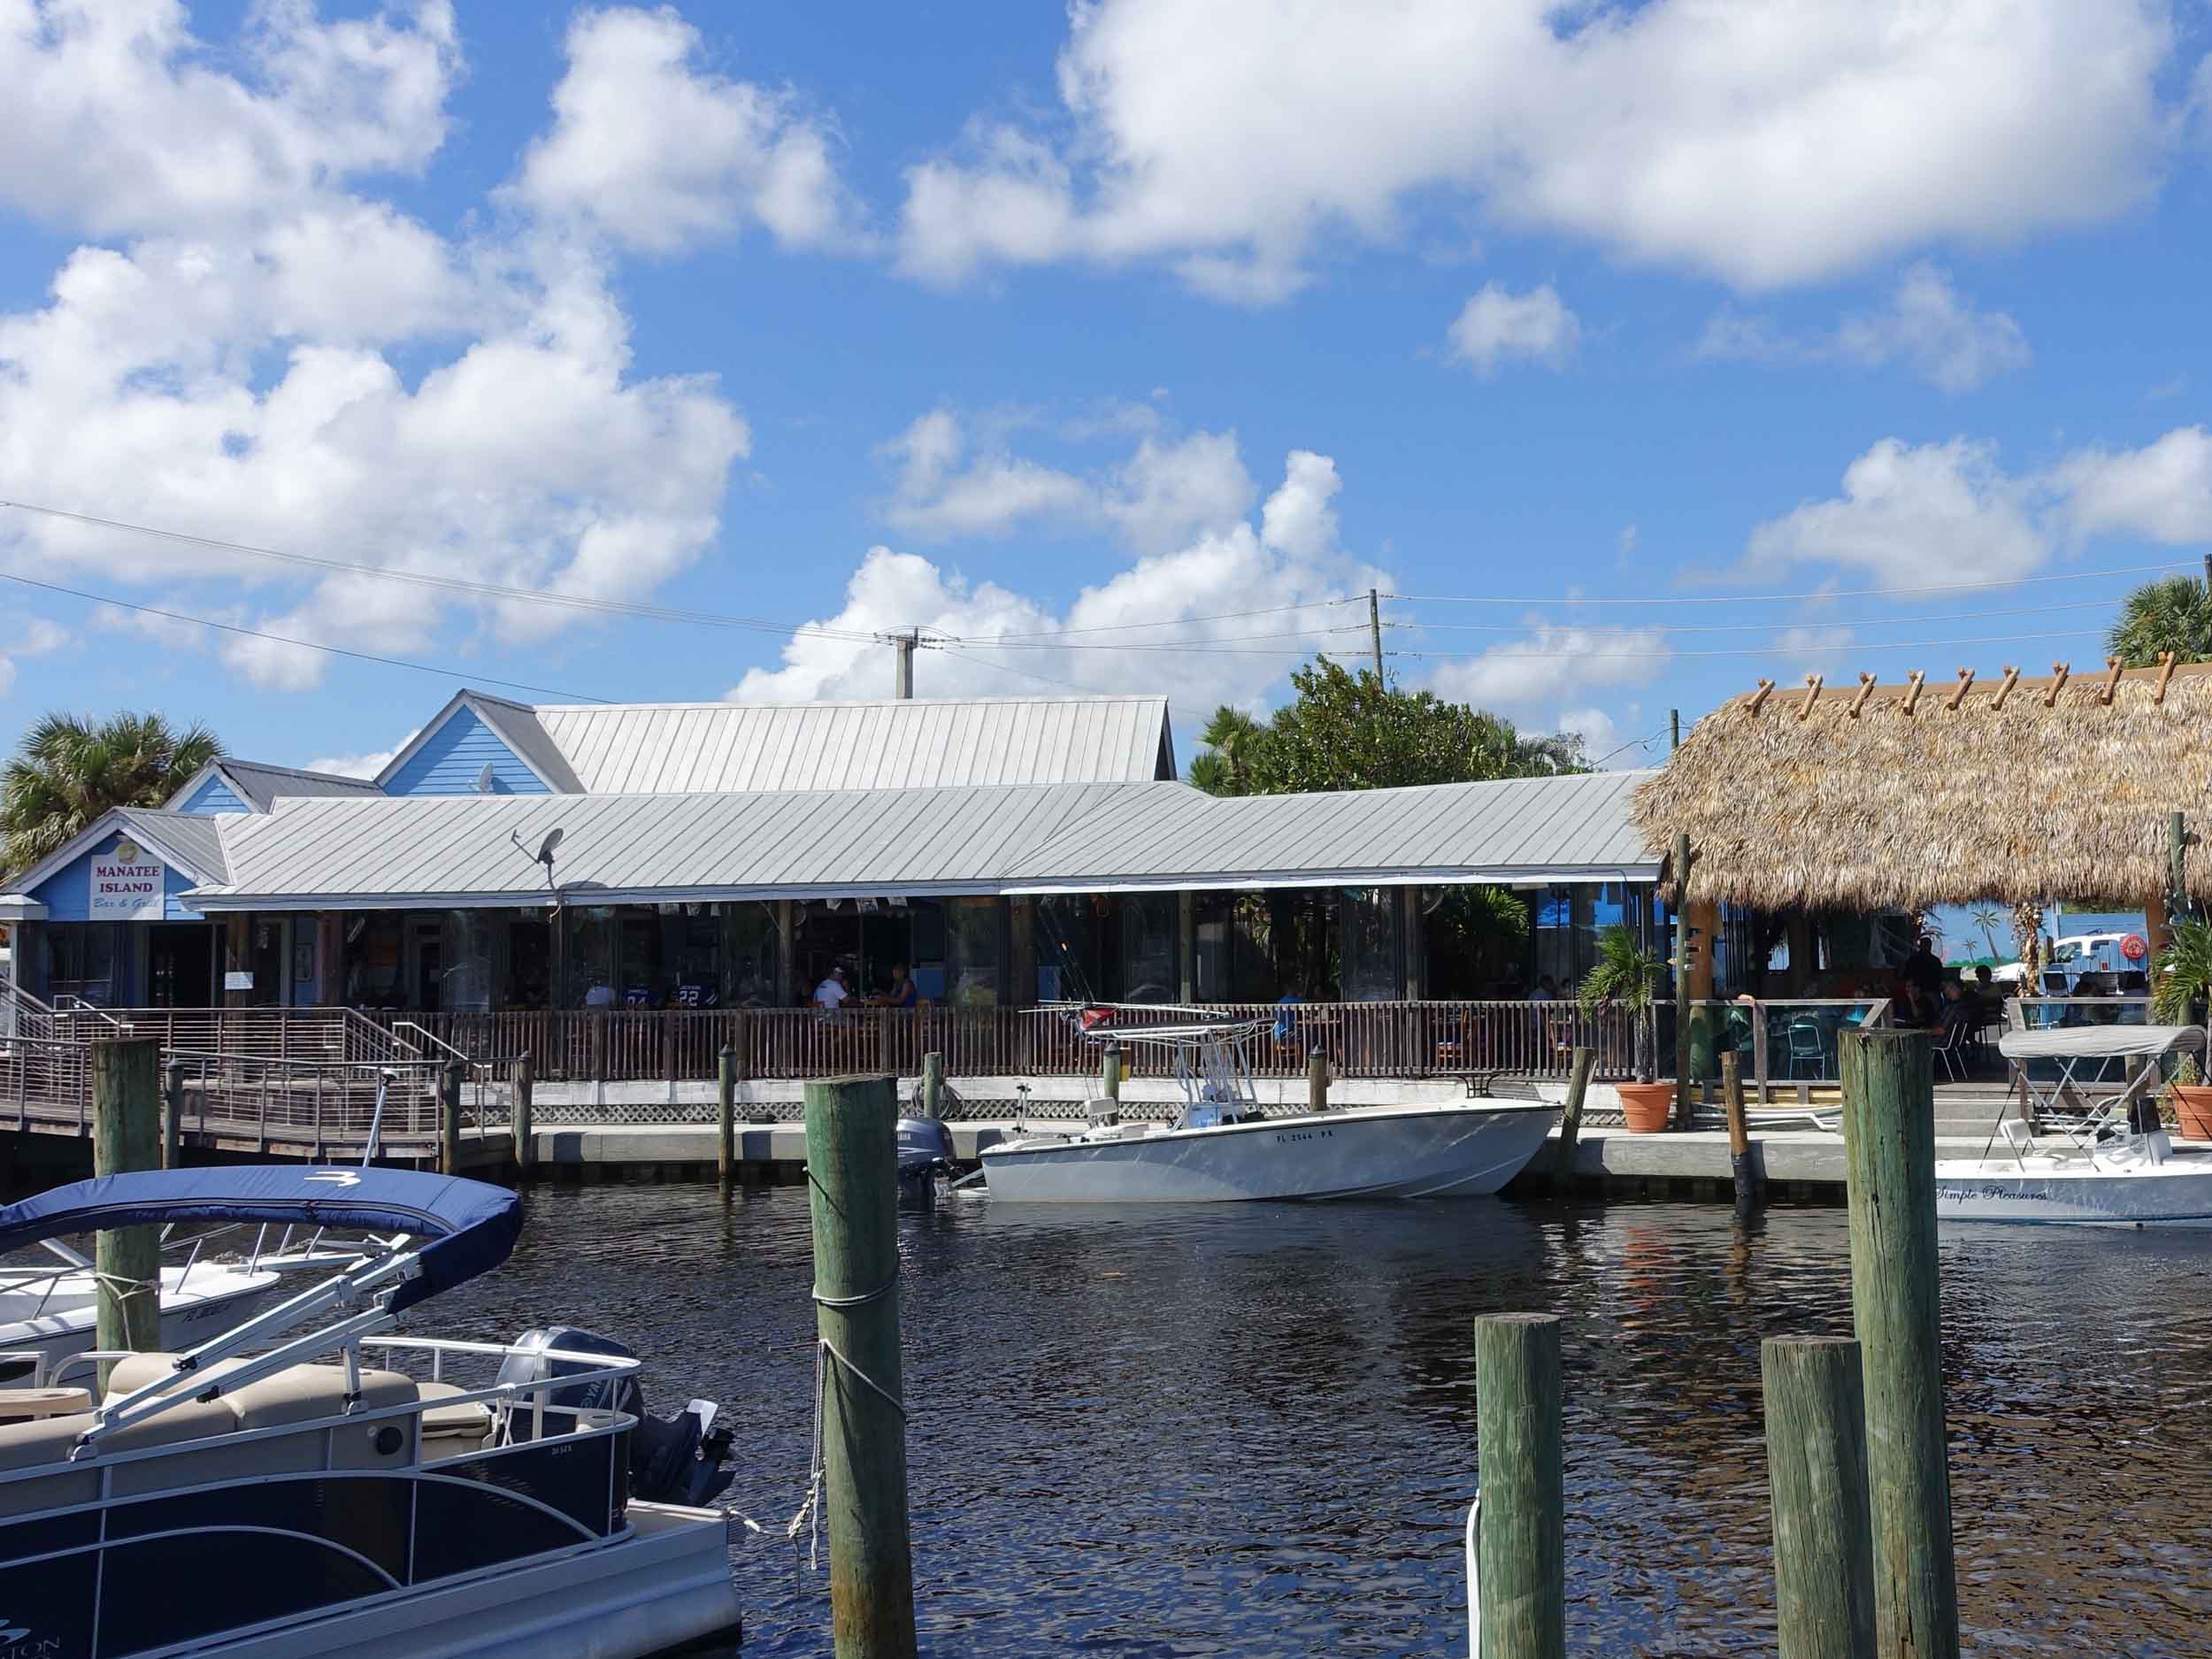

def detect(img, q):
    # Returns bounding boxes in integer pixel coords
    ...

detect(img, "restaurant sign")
[88,841,165,921]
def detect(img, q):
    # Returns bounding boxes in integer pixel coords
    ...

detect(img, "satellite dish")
[474,764,496,795]
[535,827,565,866]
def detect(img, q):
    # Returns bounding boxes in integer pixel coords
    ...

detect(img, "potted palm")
[1579,926,1674,1133]
[2154,918,2212,1141]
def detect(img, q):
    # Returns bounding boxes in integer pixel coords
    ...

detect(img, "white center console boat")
[980,1005,1557,1202]
[1936,1024,2212,1226]
[0,1166,741,1658]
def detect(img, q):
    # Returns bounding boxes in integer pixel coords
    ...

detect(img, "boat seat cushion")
[0,1396,242,1518]
[218,1363,419,1431]
[103,1351,253,1401]
[417,1379,496,1441]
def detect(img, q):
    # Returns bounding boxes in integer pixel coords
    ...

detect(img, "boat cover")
[0,1166,521,1312]
[1997,1025,2207,1061]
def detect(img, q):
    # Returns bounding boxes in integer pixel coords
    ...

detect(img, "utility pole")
[1367,588,1384,682]
[1670,708,1681,751]
[893,630,916,699]
[2202,550,2211,594]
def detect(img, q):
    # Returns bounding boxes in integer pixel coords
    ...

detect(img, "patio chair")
[1932,1016,1972,1082]
[1785,1014,1827,1079]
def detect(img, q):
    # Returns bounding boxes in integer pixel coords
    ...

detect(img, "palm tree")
[1578,925,1667,1083]
[1,712,221,877]
[2108,575,2212,667]
[1968,906,2005,964]
[1192,705,1267,796]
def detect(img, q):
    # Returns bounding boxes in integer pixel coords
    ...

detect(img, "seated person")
[875,963,919,1009]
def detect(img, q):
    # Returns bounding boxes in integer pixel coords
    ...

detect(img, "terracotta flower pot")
[2169,1084,2212,1141]
[1616,1080,1676,1133]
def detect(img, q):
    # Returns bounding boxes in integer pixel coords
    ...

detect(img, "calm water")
[427,1186,2212,1656]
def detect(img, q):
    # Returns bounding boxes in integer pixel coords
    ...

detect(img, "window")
[1119,894,1177,1003]
[1335,887,1402,1002]
[722,902,779,1007]
[341,914,404,1007]
[42,925,117,1006]
[942,897,1004,1006]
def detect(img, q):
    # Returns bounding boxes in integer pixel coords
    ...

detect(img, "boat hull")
[980,1103,1556,1202]
[1934,1154,2212,1227]
[0,1268,278,1374]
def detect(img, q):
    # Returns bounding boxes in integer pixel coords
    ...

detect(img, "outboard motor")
[495,1327,734,1507]
[896,1116,958,1203]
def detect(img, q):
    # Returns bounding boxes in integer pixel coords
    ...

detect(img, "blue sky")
[3,1,2212,778]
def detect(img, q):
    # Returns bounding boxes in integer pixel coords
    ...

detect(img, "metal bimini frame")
[1052,1002,1272,1125]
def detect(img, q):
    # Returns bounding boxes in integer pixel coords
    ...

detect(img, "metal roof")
[531,695,1175,793]
[193,783,1159,910]
[1004,771,1661,891]
[210,759,384,811]
[186,771,1656,911]
[116,809,229,884]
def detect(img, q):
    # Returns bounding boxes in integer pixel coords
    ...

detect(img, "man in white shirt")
[814,966,849,1010]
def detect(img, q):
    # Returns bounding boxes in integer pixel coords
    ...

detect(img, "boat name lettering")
[0,1624,59,1658]
[1272,1129,1336,1143]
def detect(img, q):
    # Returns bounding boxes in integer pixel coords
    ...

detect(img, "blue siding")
[382,708,549,796]
[175,774,251,815]
[31,830,206,922]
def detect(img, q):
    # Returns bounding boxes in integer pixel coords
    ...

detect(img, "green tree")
[1,712,221,878]
[2108,575,2212,667]
[1577,925,1666,1082]
[1241,659,1587,793]
[1189,705,1269,796]
[1967,906,2006,964]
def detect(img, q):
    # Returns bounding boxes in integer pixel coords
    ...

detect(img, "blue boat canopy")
[0,1167,522,1312]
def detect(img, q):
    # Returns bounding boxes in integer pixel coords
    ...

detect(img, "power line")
[1384,595,2132,636]
[1385,558,2195,607]
[0,572,612,703]
[0,498,880,644]
[1589,725,1670,766]
[1393,625,2153,663]
[930,646,1094,694]
[974,597,1363,641]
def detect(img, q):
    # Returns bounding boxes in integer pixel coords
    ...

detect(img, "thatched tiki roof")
[1633,658,2212,911]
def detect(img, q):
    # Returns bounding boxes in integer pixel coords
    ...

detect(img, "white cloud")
[2050,426,2212,544]
[879,411,1255,552]
[1772,625,1859,678]
[1446,283,1580,376]
[307,731,418,780]
[511,5,863,255]
[1555,706,1619,756]
[1424,624,1671,720]
[0,0,459,238]
[1701,265,2030,392]
[0,613,71,701]
[898,0,2176,298]
[1744,438,2048,588]
[735,451,1387,717]
[0,4,755,694]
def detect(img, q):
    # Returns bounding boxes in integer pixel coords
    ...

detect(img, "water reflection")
[425,1187,2212,1656]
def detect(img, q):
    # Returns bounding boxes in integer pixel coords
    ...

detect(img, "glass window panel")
[942,897,1003,1006]
[1335,887,1402,1002]
[1034,894,1107,1004]
[722,902,779,1007]
[565,906,618,1007]
[1119,894,1177,1003]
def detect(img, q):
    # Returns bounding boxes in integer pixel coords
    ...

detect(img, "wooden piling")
[1307,1046,1331,1114]
[803,1075,918,1659]
[512,1050,535,1176]
[920,1051,945,1119]
[1474,1311,1564,1659]
[1673,832,1694,1129]
[1762,1335,1875,1659]
[439,1059,463,1176]
[1721,1049,1759,1210]
[92,1038,161,1360]
[1839,1029,1960,1659]
[1101,1042,1121,1106]
[161,1058,185,1171]
[1551,1046,1594,1194]
[718,1045,737,1184]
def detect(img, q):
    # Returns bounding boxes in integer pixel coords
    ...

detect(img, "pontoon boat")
[0,1166,741,1657]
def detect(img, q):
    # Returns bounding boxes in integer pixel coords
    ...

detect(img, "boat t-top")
[0,1164,741,1658]
[979,1002,1556,1202]
[1936,1023,2212,1227]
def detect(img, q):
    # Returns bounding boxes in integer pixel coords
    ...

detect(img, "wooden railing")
[1691,997,1896,1101]
[359,1000,1640,1084]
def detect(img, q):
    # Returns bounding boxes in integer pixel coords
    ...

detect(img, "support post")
[921,1051,946,1119]
[1673,832,1693,1128]
[512,1050,535,1176]
[2170,810,2189,925]
[1720,1049,1758,1210]
[1100,1042,1121,1106]
[161,1058,185,1171]
[1551,1045,1594,1194]
[803,1076,918,1659]
[718,1044,737,1184]
[1839,1029,1960,1659]
[439,1059,463,1176]
[1474,1312,1564,1659]
[1368,587,1385,680]
[1669,707,1680,750]
[1762,1335,1876,1659]
[93,1038,161,1362]
[1307,1045,1330,1113]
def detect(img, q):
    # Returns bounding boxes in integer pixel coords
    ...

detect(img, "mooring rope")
[734,1271,910,1572]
